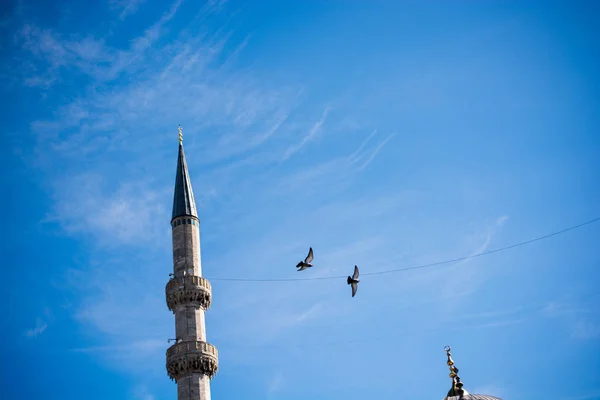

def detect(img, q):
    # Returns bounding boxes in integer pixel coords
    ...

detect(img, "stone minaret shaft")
[166,130,218,400]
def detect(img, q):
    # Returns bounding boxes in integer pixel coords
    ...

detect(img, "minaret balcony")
[166,340,219,381]
[166,275,212,311]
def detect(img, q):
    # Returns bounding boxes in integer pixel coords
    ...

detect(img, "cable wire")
[206,216,600,282]
[216,291,600,349]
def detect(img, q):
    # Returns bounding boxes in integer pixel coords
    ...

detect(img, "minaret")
[165,125,218,400]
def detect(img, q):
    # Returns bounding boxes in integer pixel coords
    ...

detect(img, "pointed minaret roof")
[171,125,198,221]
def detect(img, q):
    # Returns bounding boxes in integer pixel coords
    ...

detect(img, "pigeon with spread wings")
[347,265,360,297]
[296,247,314,271]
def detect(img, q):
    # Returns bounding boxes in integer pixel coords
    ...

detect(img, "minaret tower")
[165,125,218,400]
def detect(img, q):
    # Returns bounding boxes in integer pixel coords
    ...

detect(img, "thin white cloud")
[463,215,510,259]
[348,129,377,162]
[456,306,525,321]
[129,0,182,53]
[542,298,599,341]
[400,215,510,311]
[26,33,302,167]
[496,215,509,226]
[469,318,527,329]
[72,339,166,355]
[353,131,397,171]
[281,106,331,161]
[543,301,587,317]
[44,173,170,248]
[13,0,184,86]
[251,112,290,146]
[25,318,48,338]
[131,383,156,400]
[70,287,169,373]
[570,320,600,340]
[15,24,110,87]
[221,33,253,65]
[266,371,284,395]
[110,0,147,20]
[216,299,326,347]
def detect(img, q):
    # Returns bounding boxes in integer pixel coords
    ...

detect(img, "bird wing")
[304,247,314,264]
[352,265,359,279]
[351,282,358,297]
[296,261,303,269]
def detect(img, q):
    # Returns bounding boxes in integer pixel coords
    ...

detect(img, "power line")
[207,216,600,282]
[216,291,600,349]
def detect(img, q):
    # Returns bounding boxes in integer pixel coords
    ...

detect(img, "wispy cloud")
[43,173,170,248]
[350,131,397,171]
[110,0,146,20]
[457,306,525,321]
[570,320,600,340]
[281,106,331,161]
[23,32,303,169]
[72,339,166,357]
[12,0,185,87]
[413,214,511,305]
[543,297,600,341]
[70,304,168,373]
[469,318,527,329]
[129,0,182,55]
[23,307,53,339]
[467,215,509,257]
[442,299,599,334]
[266,371,284,395]
[25,318,48,338]
[131,383,156,400]
[348,129,377,161]
[14,24,109,87]
[542,301,594,317]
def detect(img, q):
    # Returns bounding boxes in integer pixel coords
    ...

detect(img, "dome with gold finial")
[443,346,502,400]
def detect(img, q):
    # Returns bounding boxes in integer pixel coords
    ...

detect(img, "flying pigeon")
[347,265,360,297]
[296,247,314,271]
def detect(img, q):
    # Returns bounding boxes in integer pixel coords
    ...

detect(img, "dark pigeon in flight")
[296,247,314,271]
[347,265,360,297]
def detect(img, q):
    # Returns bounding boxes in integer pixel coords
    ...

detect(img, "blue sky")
[2,0,600,399]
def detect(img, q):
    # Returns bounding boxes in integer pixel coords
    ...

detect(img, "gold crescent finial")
[444,345,466,396]
[178,124,183,144]
[445,345,454,366]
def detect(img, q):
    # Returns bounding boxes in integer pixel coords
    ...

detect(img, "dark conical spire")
[172,125,198,221]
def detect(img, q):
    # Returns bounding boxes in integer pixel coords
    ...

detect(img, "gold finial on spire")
[178,124,183,144]
[445,345,454,368]
[444,346,466,398]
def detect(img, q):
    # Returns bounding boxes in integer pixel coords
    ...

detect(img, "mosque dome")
[446,396,502,400]
[443,346,503,400]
